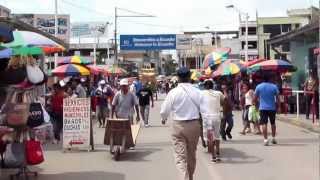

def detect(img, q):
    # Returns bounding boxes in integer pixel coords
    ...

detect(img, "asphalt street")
[0,93,319,180]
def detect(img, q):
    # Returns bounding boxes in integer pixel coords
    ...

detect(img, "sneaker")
[216,154,221,162]
[144,124,150,128]
[222,136,227,141]
[264,139,269,146]
[211,156,217,162]
[272,139,277,144]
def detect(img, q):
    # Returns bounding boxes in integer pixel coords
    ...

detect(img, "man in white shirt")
[160,67,201,180]
[200,79,224,162]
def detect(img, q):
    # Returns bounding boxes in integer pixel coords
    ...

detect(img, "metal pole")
[245,13,249,62]
[93,34,97,65]
[54,0,58,82]
[296,92,299,118]
[215,31,218,49]
[114,7,118,66]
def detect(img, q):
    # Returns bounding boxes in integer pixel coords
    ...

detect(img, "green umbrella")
[11,46,43,56]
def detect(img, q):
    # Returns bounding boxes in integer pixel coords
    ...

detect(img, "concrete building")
[268,7,320,90]
[257,7,316,60]
[239,21,258,60]
[13,14,70,43]
[0,5,10,17]
[178,30,239,69]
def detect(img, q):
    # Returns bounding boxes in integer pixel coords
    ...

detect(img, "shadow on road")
[1,171,125,180]
[228,138,316,145]
[219,148,263,164]
[116,147,162,162]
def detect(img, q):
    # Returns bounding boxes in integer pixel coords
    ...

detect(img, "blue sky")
[0,0,318,35]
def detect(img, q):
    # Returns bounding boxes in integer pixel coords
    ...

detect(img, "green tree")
[164,59,177,76]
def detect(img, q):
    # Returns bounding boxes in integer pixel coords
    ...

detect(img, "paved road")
[1,94,319,180]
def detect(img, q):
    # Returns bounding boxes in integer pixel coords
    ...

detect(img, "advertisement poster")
[63,98,91,150]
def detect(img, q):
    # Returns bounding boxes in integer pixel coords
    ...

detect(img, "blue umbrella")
[0,48,12,59]
[0,23,14,43]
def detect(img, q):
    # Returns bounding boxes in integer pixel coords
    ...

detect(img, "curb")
[277,116,320,134]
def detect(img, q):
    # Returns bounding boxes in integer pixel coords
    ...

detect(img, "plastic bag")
[248,105,260,122]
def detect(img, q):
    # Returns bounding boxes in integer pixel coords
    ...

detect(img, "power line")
[117,7,155,17]
[60,0,113,18]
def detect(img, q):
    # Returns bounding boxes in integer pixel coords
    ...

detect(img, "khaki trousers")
[172,120,201,180]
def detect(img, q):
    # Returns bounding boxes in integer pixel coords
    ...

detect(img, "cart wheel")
[113,146,121,161]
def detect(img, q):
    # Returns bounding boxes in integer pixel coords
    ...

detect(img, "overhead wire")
[59,0,237,31]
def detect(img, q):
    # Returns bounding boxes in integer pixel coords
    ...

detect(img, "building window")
[241,27,257,35]
[295,24,300,29]
[263,25,281,37]
[281,24,291,34]
[242,41,257,49]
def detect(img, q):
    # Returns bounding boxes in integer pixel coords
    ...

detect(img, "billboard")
[176,34,192,50]
[120,34,176,50]
[14,14,70,43]
[71,22,107,37]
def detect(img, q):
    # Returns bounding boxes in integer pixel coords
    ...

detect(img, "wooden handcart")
[104,118,140,161]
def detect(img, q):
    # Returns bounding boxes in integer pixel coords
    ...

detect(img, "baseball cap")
[80,77,86,82]
[177,67,191,78]
[59,80,66,87]
[120,78,129,86]
[99,80,106,85]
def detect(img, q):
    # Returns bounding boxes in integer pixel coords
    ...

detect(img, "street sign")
[63,98,91,150]
[120,34,176,50]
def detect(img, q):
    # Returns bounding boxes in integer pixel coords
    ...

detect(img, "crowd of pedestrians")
[160,67,281,180]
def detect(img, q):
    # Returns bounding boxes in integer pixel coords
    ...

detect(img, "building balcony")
[240,49,259,56]
[239,35,258,41]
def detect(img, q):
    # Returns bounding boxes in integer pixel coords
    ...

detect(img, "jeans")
[52,112,63,141]
[140,105,150,125]
[220,113,234,138]
[306,91,319,119]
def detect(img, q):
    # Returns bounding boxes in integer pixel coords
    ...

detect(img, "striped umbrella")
[203,48,231,68]
[58,56,92,65]
[0,46,43,58]
[191,70,202,81]
[104,66,127,75]
[3,31,61,47]
[52,64,90,77]
[87,65,104,75]
[212,60,240,77]
[247,59,297,73]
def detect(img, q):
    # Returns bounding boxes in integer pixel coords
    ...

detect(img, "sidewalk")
[277,113,320,133]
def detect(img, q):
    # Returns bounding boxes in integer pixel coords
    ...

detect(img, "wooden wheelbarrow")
[103,118,140,161]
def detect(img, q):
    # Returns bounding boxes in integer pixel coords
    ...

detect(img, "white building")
[0,5,10,17]
[13,14,70,43]
[239,20,259,60]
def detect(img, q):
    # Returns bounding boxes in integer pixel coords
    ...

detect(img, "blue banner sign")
[120,34,176,50]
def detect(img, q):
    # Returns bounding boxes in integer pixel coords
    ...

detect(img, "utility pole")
[54,0,58,82]
[114,7,118,65]
[215,31,218,49]
[226,4,249,62]
[114,7,155,66]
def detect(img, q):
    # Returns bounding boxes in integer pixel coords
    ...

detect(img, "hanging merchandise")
[25,56,45,85]
[27,102,45,128]
[0,56,27,85]
[3,142,25,168]
[2,91,30,127]
[25,139,44,165]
